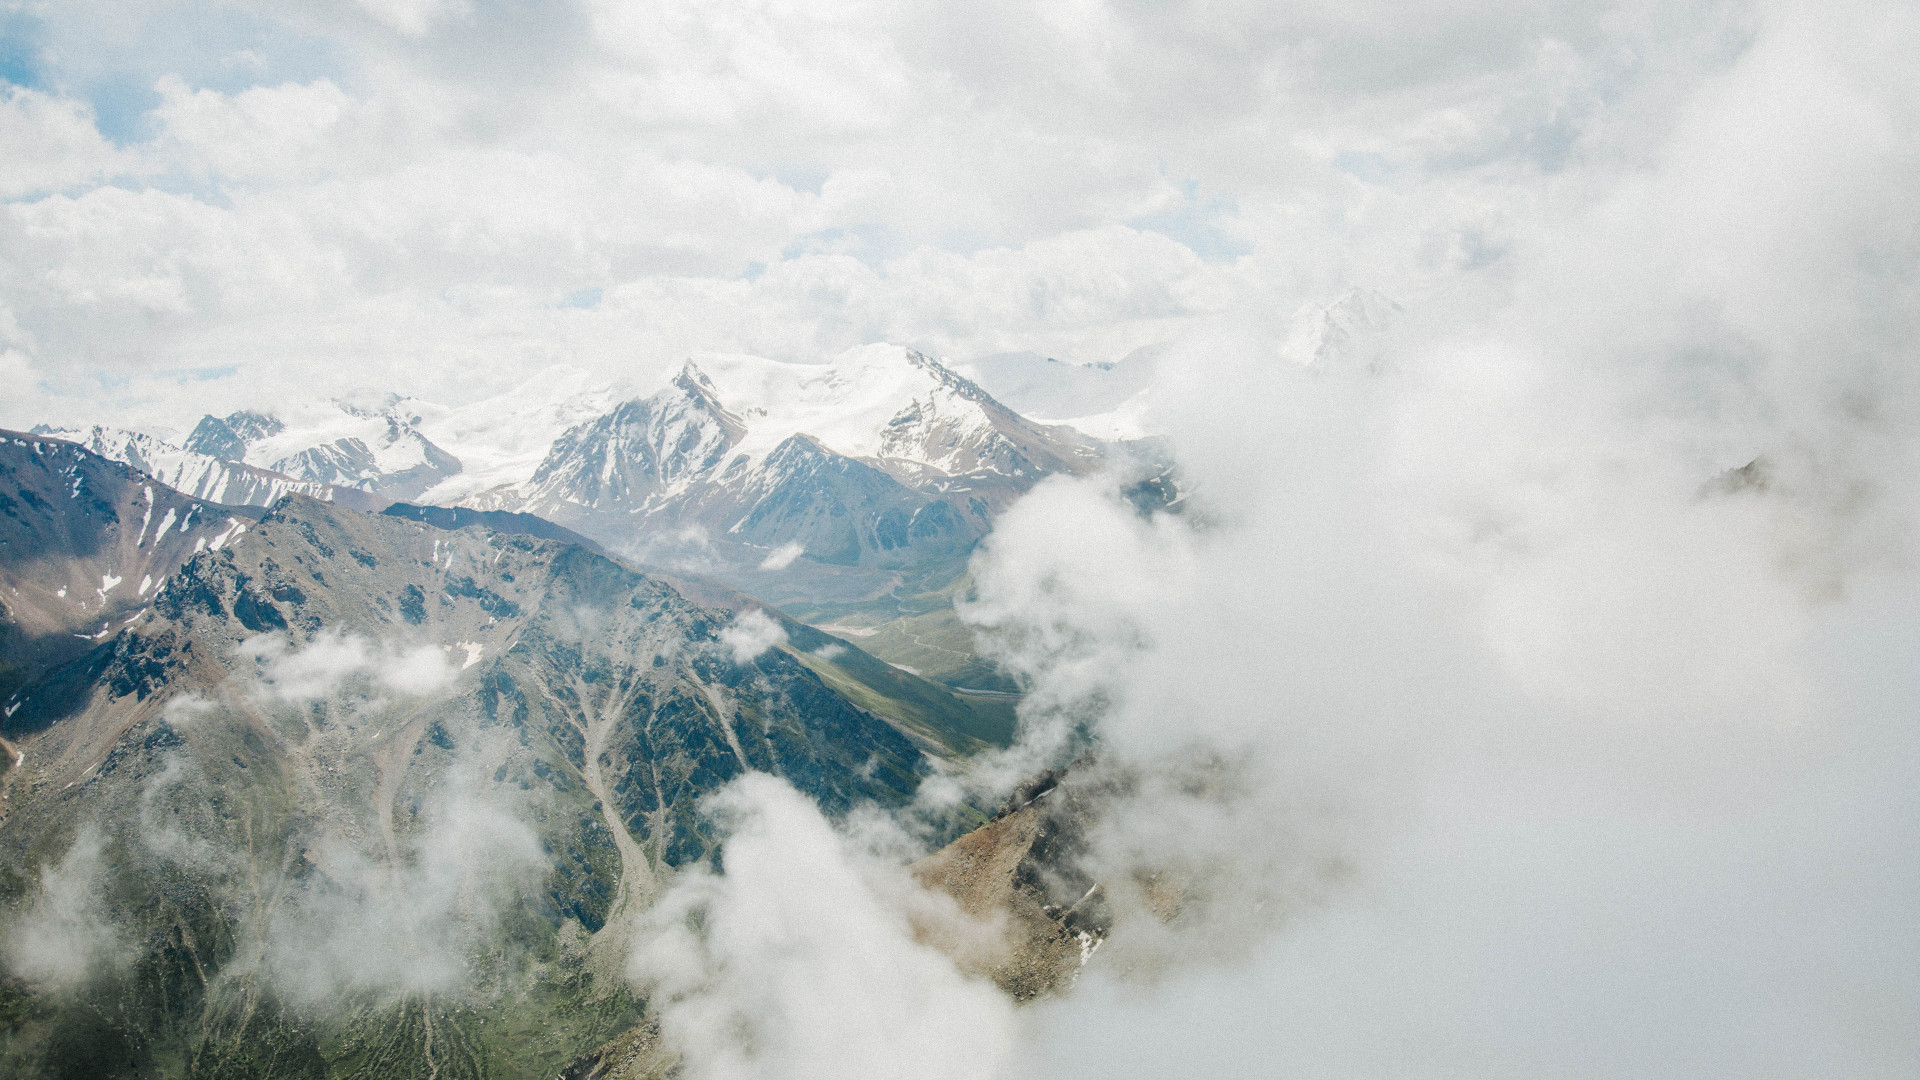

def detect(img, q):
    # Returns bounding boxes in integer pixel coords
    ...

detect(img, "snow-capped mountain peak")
[688,343,1093,479]
[1283,287,1400,369]
[466,343,1107,568]
[183,396,461,501]
[33,343,1127,575]
[29,424,362,509]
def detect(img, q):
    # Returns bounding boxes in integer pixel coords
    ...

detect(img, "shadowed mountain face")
[0,430,266,703]
[0,489,1012,1079]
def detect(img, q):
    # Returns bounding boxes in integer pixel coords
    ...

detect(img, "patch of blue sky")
[164,364,240,384]
[1333,151,1399,184]
[0,10,45,89]
[756,164,829,196]
[561,286,604,310]
[1128,181,1250,264]
[6,2,353,145]
[780,224,901,269]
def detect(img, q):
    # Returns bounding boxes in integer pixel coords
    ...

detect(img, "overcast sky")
[0,0,1866,432]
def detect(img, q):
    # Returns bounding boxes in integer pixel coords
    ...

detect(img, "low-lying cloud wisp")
[238,629,457,701]
[1,826,132,991]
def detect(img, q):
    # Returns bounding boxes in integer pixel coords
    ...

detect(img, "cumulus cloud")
[611,2,1920,1075]
[3,0,1917,1074]
[937,5,1920,1075]
[717,608,787,665]
[0,0,1765,432]
[0,87,130,199]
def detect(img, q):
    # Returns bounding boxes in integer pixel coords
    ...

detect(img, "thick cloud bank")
[630,1,1919,1076]
[951,4,1920,1074]
[7,0,1902,434]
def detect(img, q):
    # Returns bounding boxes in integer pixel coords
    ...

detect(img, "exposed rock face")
[557,1019,674,1080]
[184,409,284,461]
[31,424,374,510]
[5,493,932,864]
[912,769,1111,1002]
[28,347,1166,696]
[185,396,462,501]
[0,430,266,702]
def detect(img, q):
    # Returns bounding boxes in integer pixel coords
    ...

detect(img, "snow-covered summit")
[30,424,358,509]
[412,365,639,506]
[1282,287,1400,369]
[457,344,1107,568]
[186,394,461,501]
[36,343,1133,571]
[689,344,1099,480]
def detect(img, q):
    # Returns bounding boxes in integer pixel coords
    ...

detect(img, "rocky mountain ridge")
[0,430,268,701]
[0,473,1018,1078]
[32,425,381,511]
[453,346,1108,571]
[185,392,463,502]
[48,346,1142,691]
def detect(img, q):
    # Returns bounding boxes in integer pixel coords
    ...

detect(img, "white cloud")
[159,692,217,727]
[265,767,546,1003]
[938,2,1920,1072]
[238,631,458,700]
[717,608,787,665]
[2,826,132,990]
[238,630,373,701]
[0,0,1774,432]
[628,773,1014,1080]
[0,0,1916,1072]
[356,0,474,38]
[757,541,804,570]
[378,642,457,695]
[152,76,359,182]
[0,87,131,199]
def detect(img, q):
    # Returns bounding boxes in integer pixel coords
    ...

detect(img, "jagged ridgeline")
[0,436,1012,1079]
[32,346,1181,697]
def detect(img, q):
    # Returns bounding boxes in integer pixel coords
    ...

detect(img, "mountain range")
[0,427,1041,1078]
[37,345,1169,692]
[0,339,1157,1078]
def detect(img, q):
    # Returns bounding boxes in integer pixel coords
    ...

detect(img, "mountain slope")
[0,492,995,1078]
[472,346,1104,578]
[186,394,462,501]
[35,424,381,510]
[0,430,264,701]
[26,343,1135,697]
